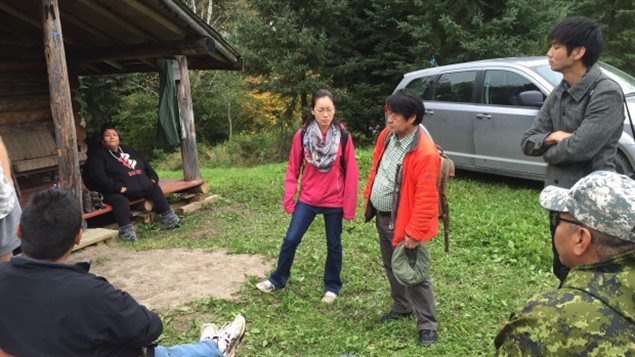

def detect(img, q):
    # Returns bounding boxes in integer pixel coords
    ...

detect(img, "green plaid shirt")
[370,130,416,212]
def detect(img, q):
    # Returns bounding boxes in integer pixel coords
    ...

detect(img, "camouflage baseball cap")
[539,171,635,242]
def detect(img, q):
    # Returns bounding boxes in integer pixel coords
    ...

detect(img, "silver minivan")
[395,56,635,181]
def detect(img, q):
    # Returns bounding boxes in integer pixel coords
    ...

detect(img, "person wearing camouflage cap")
[495,171,635,356]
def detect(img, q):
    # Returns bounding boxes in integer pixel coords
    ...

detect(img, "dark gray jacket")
[521,64,624,188]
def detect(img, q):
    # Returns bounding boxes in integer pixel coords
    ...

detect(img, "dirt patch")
[71,245,272,310]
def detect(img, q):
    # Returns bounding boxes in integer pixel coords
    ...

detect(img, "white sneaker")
[321,291,337,304]
[215,314,246,357]
[199,323,219,341]
[256,280,277,293]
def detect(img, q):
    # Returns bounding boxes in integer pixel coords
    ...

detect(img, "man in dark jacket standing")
[0,188,246,357]
[520,16,624,283]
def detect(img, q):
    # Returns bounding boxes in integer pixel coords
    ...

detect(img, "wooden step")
[73,228,118,252]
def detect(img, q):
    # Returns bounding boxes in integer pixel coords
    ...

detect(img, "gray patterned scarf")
[303,120,341,172]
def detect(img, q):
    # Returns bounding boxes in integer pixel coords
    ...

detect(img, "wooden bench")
[82,178,205,220]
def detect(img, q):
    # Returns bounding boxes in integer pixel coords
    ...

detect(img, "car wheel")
[615,152,634,177]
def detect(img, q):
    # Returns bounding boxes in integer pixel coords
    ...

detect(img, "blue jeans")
[269,201,343,294]
[154,340,221,357]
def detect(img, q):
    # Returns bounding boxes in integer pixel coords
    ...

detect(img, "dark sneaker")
[118,224,138,241]
[378,311,412,324]
[418,329,438,346]
[161,210,180,230]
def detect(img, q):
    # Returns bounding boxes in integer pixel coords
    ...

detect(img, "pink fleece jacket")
[282,128,358,220]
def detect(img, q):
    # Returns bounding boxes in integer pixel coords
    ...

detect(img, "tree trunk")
[175,56,202,181]
[41,0,82,203]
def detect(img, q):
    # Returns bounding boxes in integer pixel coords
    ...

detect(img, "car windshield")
[530,62,635,96]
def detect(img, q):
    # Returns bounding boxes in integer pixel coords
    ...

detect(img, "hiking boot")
[199,323,219,341]
[214,315,246,357]
[378,310,412,324]
[418,329,438,346]
[161,210,180,230]
[255,280,278,293]
[118,224,138,241]
[321,291,337,304]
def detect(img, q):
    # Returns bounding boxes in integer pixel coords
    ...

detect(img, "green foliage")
[566,1,635,75]
[153,131,294,171]
[134,147,556,356]
[235,0,351,130]
[190,70,277,145]
[235,0,569,135]
[79,73,163,158]
[221,131,292,167]
[80,1,633,160]
[111,91,160,158]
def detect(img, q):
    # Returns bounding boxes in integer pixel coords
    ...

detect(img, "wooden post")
[174,55,202,181]
[41,0,82,202]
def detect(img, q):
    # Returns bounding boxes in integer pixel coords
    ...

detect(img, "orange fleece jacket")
[364,126,439,246]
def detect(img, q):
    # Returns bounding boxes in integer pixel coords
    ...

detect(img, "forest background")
[79,0,635,163]
[75,2,634,354]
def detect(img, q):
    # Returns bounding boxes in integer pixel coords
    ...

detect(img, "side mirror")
[518,90,544,108]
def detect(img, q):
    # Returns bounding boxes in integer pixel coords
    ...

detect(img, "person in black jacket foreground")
[0,188,247,357]
[83,125,180,241]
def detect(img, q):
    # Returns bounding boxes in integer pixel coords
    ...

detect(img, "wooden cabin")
[0,0,241,227]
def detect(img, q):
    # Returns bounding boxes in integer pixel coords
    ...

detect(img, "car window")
[482,70,542,106]
[434,71,476,103]
[405,76,435,100]
[530,64,562,87]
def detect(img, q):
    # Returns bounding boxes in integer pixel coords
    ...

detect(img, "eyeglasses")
[551,214,585,228]
[315,107,334,114]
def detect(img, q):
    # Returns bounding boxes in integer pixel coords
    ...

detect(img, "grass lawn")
[131,147,556,356]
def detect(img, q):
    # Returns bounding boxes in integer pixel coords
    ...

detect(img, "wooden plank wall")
[0,68,87,181]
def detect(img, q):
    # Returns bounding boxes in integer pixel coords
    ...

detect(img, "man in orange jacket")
[364,88,440,346]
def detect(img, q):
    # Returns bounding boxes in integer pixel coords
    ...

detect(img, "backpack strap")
[436,145,455,252]
[590,78,633,138]
[340,127,349,172]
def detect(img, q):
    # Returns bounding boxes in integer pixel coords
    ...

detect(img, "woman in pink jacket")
[256,89,358,303]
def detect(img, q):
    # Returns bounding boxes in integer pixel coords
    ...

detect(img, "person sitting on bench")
[82,125,180,241]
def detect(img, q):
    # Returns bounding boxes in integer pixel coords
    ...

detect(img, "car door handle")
[476,113,492,120]
[425,110,434,116]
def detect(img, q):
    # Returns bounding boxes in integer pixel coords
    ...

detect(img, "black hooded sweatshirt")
[83,144,159,198]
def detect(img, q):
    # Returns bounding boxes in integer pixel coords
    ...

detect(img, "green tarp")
[156,58,181,146]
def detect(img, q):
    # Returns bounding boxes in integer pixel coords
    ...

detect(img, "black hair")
[311,89,335,108]
[549,16,603,68]
[385,88,425,125]
[99,124,118,140]
[303,89,337,129]
[20,188,82,260]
